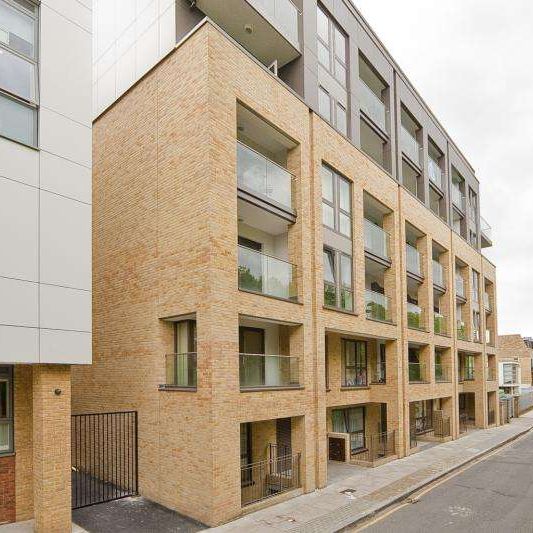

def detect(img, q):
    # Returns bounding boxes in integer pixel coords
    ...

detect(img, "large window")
[323,247,353,311]
[0,367,13,454]
[343,340,367,387]
[0,0,38,146]
[331,407,364,452]
[322,165,352,237]
[316,5,347,86]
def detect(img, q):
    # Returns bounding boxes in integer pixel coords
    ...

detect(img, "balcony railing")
[250,0,299,48]
[351,431,396,463]
[451,185,466,212]
[455,275,465,298]
[435,363,451,383]
[407,302,424,330]
[359,80,387,131]
[432,260,445,288]
[364,219,390,261]
[434,313,447,335]
[428,157,443,190]
[459,366,475,382]
[409,362,427,383]
[164,353,197,388]
[365,290,392,323]
[480,215,492,240]
[485,329,493,345]
[406,244,422,277]
[401,125,421,165]
[472,328,481,343]
[483,292,491,311]
[412,414,433,435]
[239,353,300,389]
[238,245,297,300]
[457,320,468,340]
[370,360,386,384]
[237,141,293,210]
[241,452,301,506]
[486,366,496,381]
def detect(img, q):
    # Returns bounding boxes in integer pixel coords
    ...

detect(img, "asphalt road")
[360,430,533,533]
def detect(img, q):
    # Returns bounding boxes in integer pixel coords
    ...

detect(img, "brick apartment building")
[74,0,499,526]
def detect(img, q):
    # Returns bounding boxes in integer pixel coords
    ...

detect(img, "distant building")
[498,335,533,396]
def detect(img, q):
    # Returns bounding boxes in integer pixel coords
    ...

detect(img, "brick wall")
[0,456,15,524]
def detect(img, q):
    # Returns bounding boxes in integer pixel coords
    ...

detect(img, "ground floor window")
[332,406,365,453]
[0,366,13,454]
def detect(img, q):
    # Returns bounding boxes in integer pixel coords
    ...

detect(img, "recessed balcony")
[434,312,447,335]
[455,274,466,300]
[432,260,446,289]
[457,320,468,341]
[359,79,387,132]
[484,292,492,312]
[365,289,392,323]
[196,0,300,69]
[364,219,391,262]
[238,245,297,301]
[409,362,427,383]
[406,244,422,278]
[452,184,466,212]
[401,125,420,166]
[435,363,451,383]
[240,353,300,389]
[428,157,443,190]
[407,302,424,330]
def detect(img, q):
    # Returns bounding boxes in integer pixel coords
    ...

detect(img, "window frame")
[323,246,353,312]
[342,339,368,387]
[0,0,39,147]
[321,164,352,237]
[0,366,14,455]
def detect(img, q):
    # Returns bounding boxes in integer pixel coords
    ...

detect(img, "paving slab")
[210,414,533,533]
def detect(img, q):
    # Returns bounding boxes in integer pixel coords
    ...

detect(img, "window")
[336,102,347,136]
[323,247,353,311]
[331,407,365,452]
[240,423,252,486]
[472,270,479,302]
[321,165,352,237]
[165,320,197,387]
[0,0,38,146]
[468,188,478,221]
[318,85,331,122]
[0,367,13,454]
[343,340,367,387]
[316,5,347,86]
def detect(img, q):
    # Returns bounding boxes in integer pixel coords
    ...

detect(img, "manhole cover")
[340,488,357,499]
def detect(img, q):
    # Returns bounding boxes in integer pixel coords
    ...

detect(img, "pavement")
[362,425,533,532]
[211,412,533,533]
[0,521,87,532]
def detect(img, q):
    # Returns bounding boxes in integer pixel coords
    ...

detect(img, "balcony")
[351,431,396,466]
[452,185,466,212]
[238,245,297,301]
[359,80,387,132]
[239,353,300,389]
[364,219,391,261]
[457,320,468,341]
[406,244,422,277]
[409,362,427,383]
[241,451,301,506]
[365,290,392,323]
[435,363,451,383]
[370,360,386,384]
[401,126,420,166]
[407,303,424,330]
[237,141,293,211]
[163,353,197,389]
[480,216,493,248]
[434,313,447,335]
[456,275,466,299]
[196,0,300,69]
[428,157,443,190]
[483,292,491,312]
[472,328,481,343]
[432,260,446,289]
[459,366,475,382]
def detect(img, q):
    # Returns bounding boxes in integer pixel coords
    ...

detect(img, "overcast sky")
[353,0,533,336]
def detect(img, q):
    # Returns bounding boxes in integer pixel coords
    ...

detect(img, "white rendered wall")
[93,0,176,117]
[0,0,92,364]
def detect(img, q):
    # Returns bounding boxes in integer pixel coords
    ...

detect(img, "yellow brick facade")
[72,22,500,526]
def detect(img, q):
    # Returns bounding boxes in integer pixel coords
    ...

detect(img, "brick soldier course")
[72,21,500,527]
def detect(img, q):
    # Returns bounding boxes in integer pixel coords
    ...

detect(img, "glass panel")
[0,421,10,452]
[0,1,35,57]
[401,125,420,164]
[317,6,329,42]
[0,92,35,145]
[364,219,390,259]
[322,202,334,228]
[0,380,7,418]
[340,254,352,288]
[334,27,345,62]
[318,86,331,121]
[336,102,346,134]
[338,177,350,213]
[323,249,335,283]
[321,166,334,202]
[0,47,35,100]
[266,159,292,206]
[341,289,352,311]
[238,245,263,293]
[339,212,351,236]
[324,283,336,306]
[359,80,386,131]
[317,40,330,69]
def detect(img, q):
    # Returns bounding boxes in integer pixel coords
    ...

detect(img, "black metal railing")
[409,426,418,448]
[414,415,433,435]
[434,415,451,438]
[351,431,396,463]
[71,411,138,509]
[240,453,301,506]
[459,412,475,433]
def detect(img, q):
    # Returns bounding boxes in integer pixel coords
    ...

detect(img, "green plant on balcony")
[407,311,422,329]
[457,322,467,340]
[434,315,446,334]
[324,283,337,307]
[238,266,262,293]
[366,301,387,321]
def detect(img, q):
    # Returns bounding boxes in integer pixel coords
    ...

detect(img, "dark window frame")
[0,366,14,455]
[342,339,367,387]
